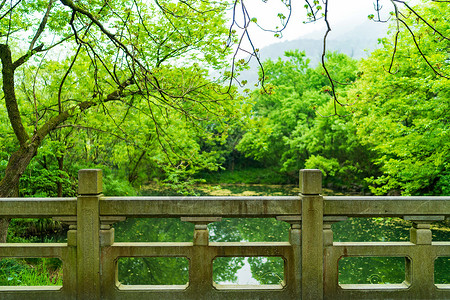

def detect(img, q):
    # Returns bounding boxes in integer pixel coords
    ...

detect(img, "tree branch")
[34,78,135,142]
[29,0,55,50]
[398,17,449,79]
[58,45,81,113]
[394,0,450,41]
[0,44,30,146]
[0,0,21,22]
[54,124,135,145]
[320,0,340,116]
[12,44,44,69]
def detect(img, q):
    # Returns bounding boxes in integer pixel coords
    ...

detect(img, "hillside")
[238,20,390,86]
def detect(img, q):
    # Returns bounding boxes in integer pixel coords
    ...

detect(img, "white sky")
[230,0,417,49]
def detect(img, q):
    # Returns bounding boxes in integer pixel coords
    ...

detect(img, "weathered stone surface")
[78,169,103,195]
[300,169,322,195]
[0,168,449,299]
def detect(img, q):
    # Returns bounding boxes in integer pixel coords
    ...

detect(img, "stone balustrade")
[0,169,448,299]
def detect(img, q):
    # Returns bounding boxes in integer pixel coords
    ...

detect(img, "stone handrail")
[0,169,448,299]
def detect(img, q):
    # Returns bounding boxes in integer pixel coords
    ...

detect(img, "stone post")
[300,169,323,300]
[182,217,221,296]
[77,169,102,300]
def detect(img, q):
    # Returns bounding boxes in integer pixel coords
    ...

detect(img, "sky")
[230,0,410,49]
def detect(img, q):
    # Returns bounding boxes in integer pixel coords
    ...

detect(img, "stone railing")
[0,169,449,299]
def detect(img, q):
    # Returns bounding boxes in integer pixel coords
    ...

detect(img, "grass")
[0,258,62,286]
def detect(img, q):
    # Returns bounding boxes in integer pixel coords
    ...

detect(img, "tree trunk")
[0,144,39,242]
[57,155,64,197]
[0,219,11,243]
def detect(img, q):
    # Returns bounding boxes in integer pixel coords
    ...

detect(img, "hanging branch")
[383,0,450,79]
[384,1,400,75]
[398,17,449,79]
[227,0,449,117]
[227,0,293,90]
[320,0,338,116]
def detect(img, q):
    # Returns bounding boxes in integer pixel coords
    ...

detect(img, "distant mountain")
[238,20,390,87]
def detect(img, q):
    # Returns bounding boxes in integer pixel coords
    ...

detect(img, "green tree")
[0,0,240,241]
[237,51,371,188]
[237,50,325,177]
[351,2,450,195]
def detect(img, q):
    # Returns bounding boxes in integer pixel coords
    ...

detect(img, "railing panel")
[324,196,450,217]
[100,196,300,217]
[0,198,76,217]
[324,242,450,299]
[101,242,296,299]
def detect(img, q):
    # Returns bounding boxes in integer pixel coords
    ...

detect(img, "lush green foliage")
[0,0,249,200]
[1,0,449,289]
[350,2,450,195]
[235,2,449,195]
[0,258,62,286]
[236,50,375,189]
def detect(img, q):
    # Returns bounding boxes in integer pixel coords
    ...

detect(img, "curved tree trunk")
[0,144,39,242]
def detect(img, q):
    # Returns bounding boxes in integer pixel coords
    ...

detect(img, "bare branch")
[29,0,55,50]
[394,0,450,41]
[398,17,449,79]
[0,0,20,22]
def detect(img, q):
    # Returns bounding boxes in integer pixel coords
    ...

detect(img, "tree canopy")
[351,2,450,195]
[0,0,245,241]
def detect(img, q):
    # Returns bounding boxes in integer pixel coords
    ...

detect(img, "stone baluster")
[403,215,444,294]
[277,215,301,295]
[323,216,348,247]
[99,216,126,247]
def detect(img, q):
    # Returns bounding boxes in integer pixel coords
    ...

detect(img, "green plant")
[0,258,62,286]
